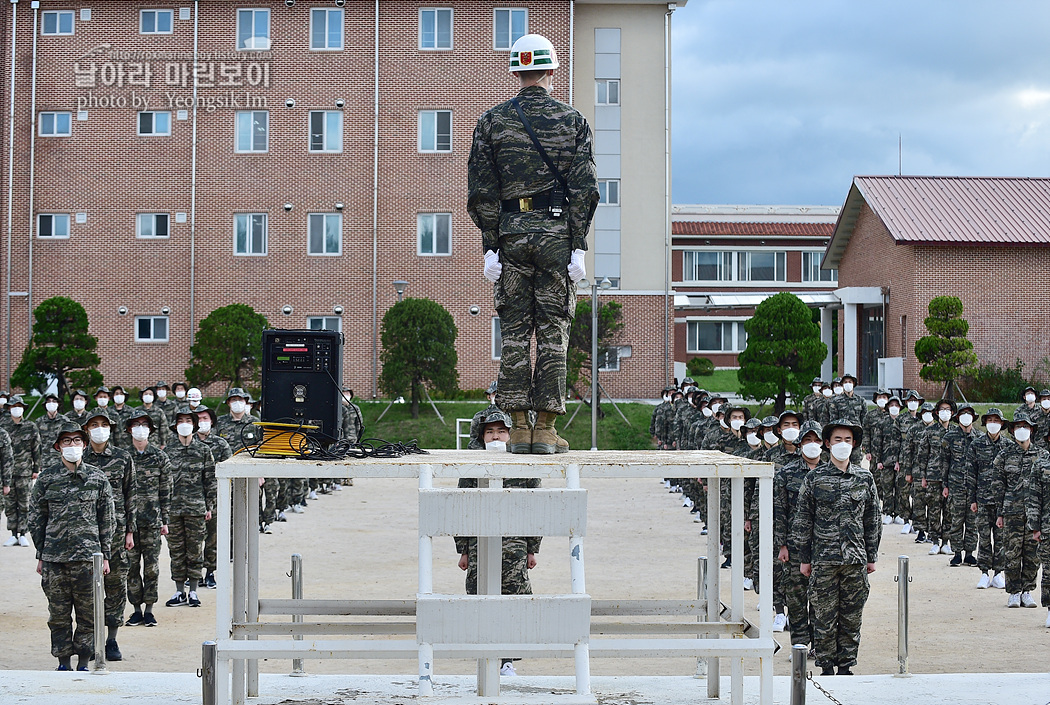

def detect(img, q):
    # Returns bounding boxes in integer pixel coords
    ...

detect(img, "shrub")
[687,357,715,377]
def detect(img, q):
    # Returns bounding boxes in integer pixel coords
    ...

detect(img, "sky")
[670,0,1050,206]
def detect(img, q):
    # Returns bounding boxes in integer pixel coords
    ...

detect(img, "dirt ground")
[2,475,1047,678]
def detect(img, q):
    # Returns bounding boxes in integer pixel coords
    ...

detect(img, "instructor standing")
[468,33,599,455]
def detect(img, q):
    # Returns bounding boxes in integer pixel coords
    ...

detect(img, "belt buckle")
[518,197,533,212]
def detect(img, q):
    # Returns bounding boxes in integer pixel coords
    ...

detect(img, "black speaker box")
[260,329,343,445]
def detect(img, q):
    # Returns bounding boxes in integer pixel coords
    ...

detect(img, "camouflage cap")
[919,401,935,413]
[474,409,512,446]
[1022,385,1038,398]
[822,418,863,447]
[171,381,188,391]
[798,420,823,441]
[811,377,823,385]
[44,392,61,403]
[724,405,751,421]
[486,380,498,395]
[935,399,958,415]
[904,389,923,401]
[71,388,89,399]
[0,389,9,397]
[887,395,902,406]
[81,408,113,427]
[138,387,156,399]
[954,403,976,419]
[778,409,802,425]
[124,408,155,433]
[841,373,858,384]
[169,404,200,433]
[341,388,354,402]
[1042,389,1050,398]
[832,377,843,385]
[94,386,111,396]
[7,393,26,406]
[1010,410,1036,428]
[194,404,218,426]
[682,377,696,386]
[110,385,126,394]
[225,387,248,402]
[760,415,779,428]
[872,388,890,401]
[744,418,762,430]
[981,407,1005,425]
[54,421,89,450]
[155,380,170,389]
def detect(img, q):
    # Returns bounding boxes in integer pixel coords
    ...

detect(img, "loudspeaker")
[260,329,343,445]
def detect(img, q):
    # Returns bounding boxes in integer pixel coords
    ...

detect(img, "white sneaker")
[882,514,892,525]
[291,505,304,514]
[893,516,905,524]
[1045,611,1050,628]
[976,573,991,589]
[2,536,16,547]
[700,527,708,535]
[940,542,953,555]
[1007,593,1021,608]
[308,490,318,500]
[1020,592,1038,608]
[683,497,693,508]
[772,613,788,632]
[17,535,29,547]
[500,662,517,676]
[664,480,671,488]
[743,578,754,591]
[928,543,940,556]
[991,573,1006,589]
[901,522,912,534]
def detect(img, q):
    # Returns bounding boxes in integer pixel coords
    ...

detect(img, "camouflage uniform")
[341,400,364,444]
[830,393,866,429]
[775,453,816,647]
[790,459,880,670]
[940,423,978,555]
[127,443,171,609]
[108,405,135,451]
[3,419,41,536]
[992,437,1044,595]
[455,477,541,595]
[35,410,68,467]
[164,435,216,586]
[0,429,13,511]
[802,391,822,423]
[467,403,501,450]
[468,84,598,415]
[29,460,115,659]
[965,430,1005,574]
[868,408,901,517]
[914,420,952,543]
[649,397,669,448]
[1013,400,1048,449]
[84,442,136,628]
[655,399,678,449]
[141,404,170,447]
[1025,451,1050,606]
[198,432,232,577]
[719,428,751,562]
[896,411,926,525]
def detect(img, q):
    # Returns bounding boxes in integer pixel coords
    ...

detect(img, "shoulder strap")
[511,98,568,190]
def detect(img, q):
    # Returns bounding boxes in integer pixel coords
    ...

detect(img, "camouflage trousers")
[41,561,94,658]
[946,491,976,552]
[876,466,898,517]
[493,232,574,415]
[719,480,733,558]
[896,472,912,522]
[128,525,163,607]
[1039,539,1050,607]
[167,514,206,584]
[261,478,279,524]
[781,557,812,647]
[746,520,783,605]
[4,475,31,535]
[463,537,533,596]
[973,504,1003,573]
[104,535,129,628]
[912,480,945,540]
[1001,513,1039,595]
[809,563,869,669]
[203,514,217,573]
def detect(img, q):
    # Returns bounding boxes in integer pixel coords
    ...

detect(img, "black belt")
[501,191,553,213]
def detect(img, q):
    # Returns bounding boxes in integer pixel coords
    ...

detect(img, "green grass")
[692,368,741,395]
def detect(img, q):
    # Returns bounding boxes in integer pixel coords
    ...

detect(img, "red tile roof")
[672,222,834,236]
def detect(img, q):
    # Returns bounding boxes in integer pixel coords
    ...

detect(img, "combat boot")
[509,411,533,454]
[532,411,569,454]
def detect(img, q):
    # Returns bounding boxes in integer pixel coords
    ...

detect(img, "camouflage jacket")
[774,456,819,551]
[674,404,700,450]
[65,408,91,426]
[6,419,41,478]
[468,404,500,450]
[34,412,68,464]
[653,402,675,447]
[721,432,751,458]
[108,405,136,450]
[1013,404,1050,449]
[140,404,170,447]
[156,397,178,423]
[992,441,1048,517]
[215,413,259,453]
[940,425,978,491]
[1026,457,1050,533]
[815,396,834,426]
[802,393,822,423]
[915,423,952,481]
[688,414,712,450]
[341,402,364,444]
[790,461,881,566]
[898,417,929,477]
[965,432,1003,507]
[701,424,731,451]
[29,461,115,562]
[0,427,12,487]
[84,444,137,537]
[164,437,217,517]
[831,394,866,429]
[454,477,541,556]
[468,85,599,253]
[130,443,171,528]
[199,432,233,465]
[764,443,799,472]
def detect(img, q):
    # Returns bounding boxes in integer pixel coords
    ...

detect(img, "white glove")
[567,249,586,283]
[484,250,502,283]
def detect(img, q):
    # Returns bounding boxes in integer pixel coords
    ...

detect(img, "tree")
[914,295,978,399]
[12,296,103,400]
[567,298,624,417]
[379,298,459,418]
[738,292,827,414]
[185,304,268,389]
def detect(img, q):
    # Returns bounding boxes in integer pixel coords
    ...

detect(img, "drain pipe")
[663,3,676,386]
[189,0,199,345]
[25,0,38,339]
[371,0,379,398]
[5,0,18,384]
[568,1,574,105]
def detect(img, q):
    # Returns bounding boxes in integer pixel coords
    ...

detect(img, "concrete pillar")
[843,303,859,380]
[820,307,834,380]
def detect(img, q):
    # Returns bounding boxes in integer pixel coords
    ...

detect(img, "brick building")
[0,0,680,399]
[825,175,1050,394]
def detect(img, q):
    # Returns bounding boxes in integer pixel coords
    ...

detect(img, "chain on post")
[806,671,847,705]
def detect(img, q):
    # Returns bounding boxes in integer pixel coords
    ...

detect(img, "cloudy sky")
[670,0,1050,206]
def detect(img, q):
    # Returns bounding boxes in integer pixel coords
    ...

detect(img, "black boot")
[106,639,122,662]
[914,530,926,543]
[949,551,963,567]
[837,666,854,675]
[820,665,835,676]
[963,551,978,566]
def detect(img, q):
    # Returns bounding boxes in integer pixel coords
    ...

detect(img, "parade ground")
[2,474,1048,703]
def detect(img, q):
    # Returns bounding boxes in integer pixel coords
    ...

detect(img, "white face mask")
[958,413,974,427]
[230,400,246,414]
[986,422,1002,436]
[175,390,186,399]
[177,422,194,437]
[485,440,507,452]
[131,425,151,441]
[746,432,760,446]
[701,407,713,417]
[198,420,212,434]
[245,405,253,415]
[719,418,729,429]
[96,397,109,407]
[0,397,6,406]
[763,431,778,445]
[888,406,901,417]
[833,386,843,395]
[89,426,110,444]
[45,402,59,414]
[142,393,154,404]
[1025,393,1036,403]
[938,409,952,422]
[812,386,821,395]
[157,389,168,400]
[62,445,84,462]
[1042,399,1050,410]
[781,427,800,443]
[113,394,125,405]
[730,418,745,431]
[875,397,888,408]
[907,400,920,412]
[830,441,853,461]
[822,389,833,398]
[843,382,854,393]
[921,412,934,424]
[710,403,722,414]
[72,399,86,411]
[1014,427,1032,443]
[802,442,822,459]
[9,406,23,419]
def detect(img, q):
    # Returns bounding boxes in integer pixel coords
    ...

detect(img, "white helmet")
[509,33,559,73]
[187,387,203,403]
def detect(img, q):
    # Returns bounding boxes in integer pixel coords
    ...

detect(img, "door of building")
[859,305,884,386]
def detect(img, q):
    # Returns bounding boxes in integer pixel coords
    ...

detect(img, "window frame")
[37,213,71,239]
[417,212,452,256]
[308,110,343,153]
[681,250,732,282]
[686,319,748,354]
[137,111,172,136]
[737,250,787,283]
[492,316,502,360]
[597,346,620,372]
[309,7,344,51]
[418,7,453,50]
[307,316,342,332]
[41,10,75,36]
[597,179,620,206]
[234,110,269,153]
[135,315,170,343]
[307,213,343,256]
[596,79,620,106]
[233,212,268,256]
[417,110,452,153]
[801,250,838,283]
[38,112,72,137]
[492,8,527,50]
[140,9,174,35]
[236,7,271,51]
[136,213,171,239]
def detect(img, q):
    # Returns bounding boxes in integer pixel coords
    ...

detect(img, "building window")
[136,213,170,239]
[234,213,267,255]
[138,111,172,136]
[235,111,268,152]
[37,214,71,239]
[802,251,838,282]
[598,179,620,205]
[140,9,174,34]
[308,213,342,255]
[42,10,75,35]
[418,110,452,152]
[682,251,732,282]
[307,316,342,332]
[310,8,343,50]
[687,320,747,354]
[236,8,270,50]
[492,317,502,360]
[598,346,620,372]
[418,213,451,255]
[419,8,452,50]
[136,316,169,343]
[39,112,72,136]
[308,111,343,152]
[738,251,786,282]
[493,8,527,50]
[596,79,620,105]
